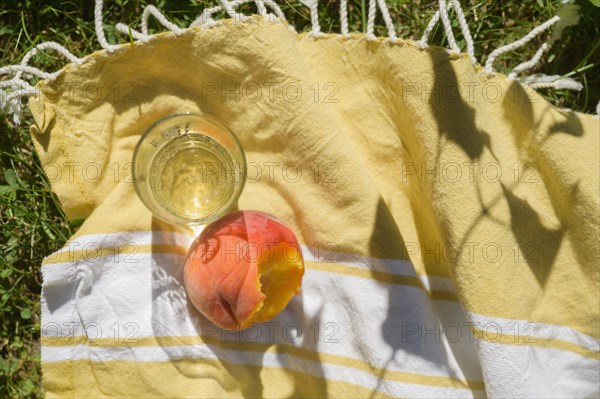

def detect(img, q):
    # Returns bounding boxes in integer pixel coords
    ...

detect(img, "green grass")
[0,0,598,397]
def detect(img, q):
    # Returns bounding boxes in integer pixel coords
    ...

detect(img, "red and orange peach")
[183,210,305,330]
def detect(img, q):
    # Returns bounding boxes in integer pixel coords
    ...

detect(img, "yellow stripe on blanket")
[43,359,397,399]
[42,335,486,390]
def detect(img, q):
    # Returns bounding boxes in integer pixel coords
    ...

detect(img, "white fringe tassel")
[508,43,549,79]
[520,74,583,91]
[0,0,587,124]
[141,5,185,36]
[484,16,560,74]
[420,0,476,64]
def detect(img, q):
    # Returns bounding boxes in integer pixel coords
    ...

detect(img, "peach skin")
[183,210,305,330]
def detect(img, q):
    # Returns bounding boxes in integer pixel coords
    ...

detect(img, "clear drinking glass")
[132,113,246,226]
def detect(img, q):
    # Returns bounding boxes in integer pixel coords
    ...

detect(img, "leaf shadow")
[501,184,565,286]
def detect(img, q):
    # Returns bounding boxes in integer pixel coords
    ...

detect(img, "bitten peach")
[183,210,304,331]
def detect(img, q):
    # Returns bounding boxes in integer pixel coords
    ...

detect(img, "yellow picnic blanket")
[28,15,599,399]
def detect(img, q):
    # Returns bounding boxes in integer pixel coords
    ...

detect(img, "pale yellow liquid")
[148,133,240,220]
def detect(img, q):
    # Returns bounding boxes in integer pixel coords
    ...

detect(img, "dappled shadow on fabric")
[427,49,506,266]
[428,51,495,163]
[427,50,500,263]
[502,81,583,142]
[278,298,328,399]
[369,198,472,395]
[427,51,574,287]
[500,184,564,286]
[499,81,587,284]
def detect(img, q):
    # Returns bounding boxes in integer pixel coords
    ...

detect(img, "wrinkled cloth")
[31,16,599,398]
